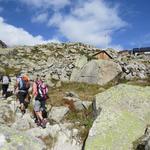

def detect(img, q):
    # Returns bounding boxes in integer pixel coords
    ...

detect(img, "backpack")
[18,77,30,91]
[36,81,48,100]
[2,76,9,84]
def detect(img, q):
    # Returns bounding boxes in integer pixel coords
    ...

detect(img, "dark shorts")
[2,84,9,95]
[18,91,28,104]
[34,99,46,112]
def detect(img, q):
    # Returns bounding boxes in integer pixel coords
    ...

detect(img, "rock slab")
[71,59,122,85]
[85,84,150,150]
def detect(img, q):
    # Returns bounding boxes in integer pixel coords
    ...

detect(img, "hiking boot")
[21,109,26,115]
[35,119,41,126]
[41,119,47,128]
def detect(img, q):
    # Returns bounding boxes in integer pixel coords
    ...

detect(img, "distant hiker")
[15,74,30,114]
[32,76,48,128]
[0,73,11,98]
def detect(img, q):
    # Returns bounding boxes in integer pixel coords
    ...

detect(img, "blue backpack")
[18,78,29,91]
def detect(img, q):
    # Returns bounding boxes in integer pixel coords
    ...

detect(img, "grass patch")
[126,77,150,87]
[65,105,94,141]
[47,81,100,144]
[0,65,21,76]
[48,82,101,106]
[39,135,57,149]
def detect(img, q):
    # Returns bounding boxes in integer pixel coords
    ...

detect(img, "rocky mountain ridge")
[0,42,150,150]
[0,42,149,84]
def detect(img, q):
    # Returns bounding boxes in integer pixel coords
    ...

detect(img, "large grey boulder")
[0,125,46,150]
[26,123,82,150]
[0,102,15,126]
[71,59,122,85]
[48,106,69,122]
[12,113,36,131]
[70,55,88,80]
[84,84,150,150]
[53,130,81,150]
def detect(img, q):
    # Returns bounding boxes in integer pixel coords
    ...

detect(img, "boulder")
[48,106,69,122]
[82,101,92,109]
[70,55,88,80]
[53,130,82,150]
[71,59,122,85]
[74,101,84,111]
[84,84,150,150]
[0,125,46,150]
[12,113,36,131]
[0,40,7,48]
[121,61,149,80]
[25,124,61,138]
[63,94,92,111]
[65,91,79,98]
[133,125,150,150]
[0,102,15,126]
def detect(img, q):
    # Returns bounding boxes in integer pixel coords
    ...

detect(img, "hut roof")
[92,50,114,59]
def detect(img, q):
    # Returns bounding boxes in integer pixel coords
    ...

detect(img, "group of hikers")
[0,73,49,128]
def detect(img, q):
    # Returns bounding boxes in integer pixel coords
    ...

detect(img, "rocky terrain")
[0,41,150,149]
[0,40,7,48]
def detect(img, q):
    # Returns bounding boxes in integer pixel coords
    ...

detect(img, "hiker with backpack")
[15,74,30,114]
[32,76,48,128]
[0,73,11,98]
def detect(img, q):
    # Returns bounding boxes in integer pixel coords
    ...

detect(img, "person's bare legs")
[35,111,43,121]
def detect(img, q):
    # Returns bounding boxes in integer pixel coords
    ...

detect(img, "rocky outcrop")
[84,84,150,150]
[25,123,82,150]
[0,42,149,83]
[48,106,69,122]
[71,59,122,85]
[0,125,46,150]
[120,61,150,80]
[0,102,15,126]
[0,93,83,150]
[133,125,150,150]
[0,40,7,48]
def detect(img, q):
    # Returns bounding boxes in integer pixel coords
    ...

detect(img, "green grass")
[125,77,150,87]
[47,81,101,144]
[0,65,21,76]
[48,81,101,106]
[65,105,94,141]
[39,135,57,149]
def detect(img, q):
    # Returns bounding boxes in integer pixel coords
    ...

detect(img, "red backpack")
[36,81,48,100]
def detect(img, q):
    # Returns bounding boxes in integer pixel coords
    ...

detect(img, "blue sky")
[0,0,150,50]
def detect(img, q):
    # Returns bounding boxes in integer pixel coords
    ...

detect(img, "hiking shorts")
[2,84,9,96]
[34,99,46,112]
[18,91,28,104]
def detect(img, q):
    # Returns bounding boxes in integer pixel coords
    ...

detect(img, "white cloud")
[20,0,70,9]
[0,17,59,46]
[48,0,127,48]
[32,12,48,23]
[48,12,62,26]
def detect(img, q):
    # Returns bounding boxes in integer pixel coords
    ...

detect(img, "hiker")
[15,74,30,114]
[0,73,11,98]
[32,76,48,128]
